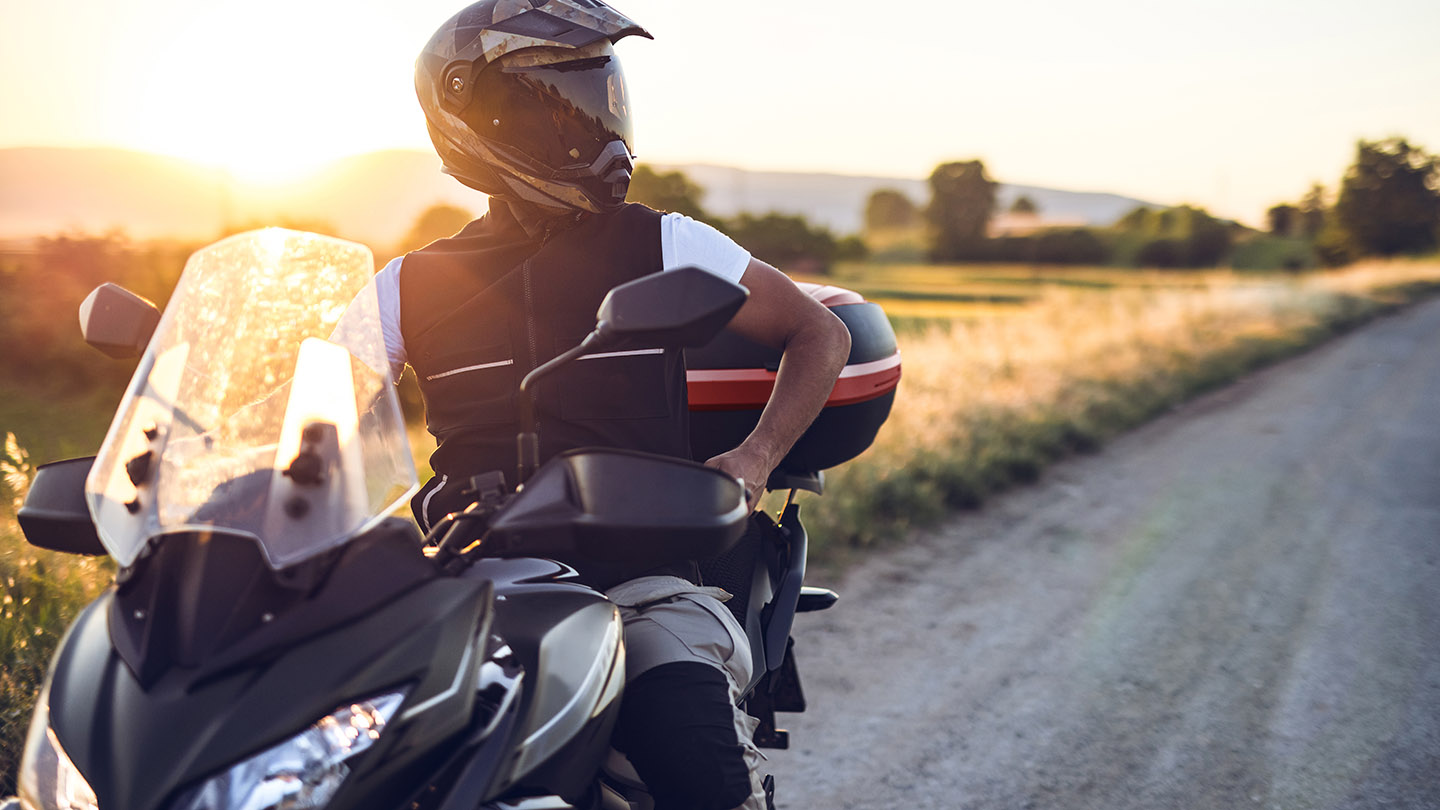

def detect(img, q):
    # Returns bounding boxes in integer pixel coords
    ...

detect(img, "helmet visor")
[472,54,635,173]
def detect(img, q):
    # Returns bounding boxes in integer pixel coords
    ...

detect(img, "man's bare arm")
[702,257,851,506]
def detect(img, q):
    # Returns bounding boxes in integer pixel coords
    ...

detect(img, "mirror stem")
[516,432,539,487]
[515,328,609,485]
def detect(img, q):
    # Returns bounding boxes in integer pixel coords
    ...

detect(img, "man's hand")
[701,257,850,511]
[705,444,773,510]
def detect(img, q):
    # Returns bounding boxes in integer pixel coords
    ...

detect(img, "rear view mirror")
[594,266,747,350]
[80,283,160,359]
[515,267,748,484]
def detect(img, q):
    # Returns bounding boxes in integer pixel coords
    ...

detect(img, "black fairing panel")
[477,558,614,731]
[467,558,624,800]
[509,701,619,802]
[48,573,494,810]
[109,518,437,687]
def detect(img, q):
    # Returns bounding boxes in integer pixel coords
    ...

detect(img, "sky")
[2,0,1438,227]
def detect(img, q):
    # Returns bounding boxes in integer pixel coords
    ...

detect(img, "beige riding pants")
[605,576,769,810]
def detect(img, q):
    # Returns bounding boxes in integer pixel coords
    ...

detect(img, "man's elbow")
[810,306,851,374]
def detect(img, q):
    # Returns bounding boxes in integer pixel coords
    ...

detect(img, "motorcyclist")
[388,2,851,808]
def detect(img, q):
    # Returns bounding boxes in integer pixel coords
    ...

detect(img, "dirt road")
[768,298,1440,810]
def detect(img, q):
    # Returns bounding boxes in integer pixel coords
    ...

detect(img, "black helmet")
[415,0,651,213]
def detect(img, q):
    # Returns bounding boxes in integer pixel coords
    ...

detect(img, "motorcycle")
[5,228,900,810]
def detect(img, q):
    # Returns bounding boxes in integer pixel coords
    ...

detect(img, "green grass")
[1,433,113,796]
[0,374,126,794]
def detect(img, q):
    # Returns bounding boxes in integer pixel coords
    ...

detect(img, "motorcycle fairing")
[456,559,626,804]
[377,559,627,810]
[48,552,627,810]
[107,518,440,687]
[46,570,493,810]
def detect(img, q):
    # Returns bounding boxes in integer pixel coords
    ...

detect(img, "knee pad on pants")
[612,661,753,810]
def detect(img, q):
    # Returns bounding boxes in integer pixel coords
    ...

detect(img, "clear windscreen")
[85,229,418,570]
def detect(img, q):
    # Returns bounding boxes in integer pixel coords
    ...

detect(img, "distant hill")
[0,147,231,241]
[0,147,482,247]
[665,164,1155,234]
[0,147,1157,246]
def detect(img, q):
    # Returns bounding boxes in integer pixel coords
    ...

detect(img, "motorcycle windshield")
[85,229,419,570]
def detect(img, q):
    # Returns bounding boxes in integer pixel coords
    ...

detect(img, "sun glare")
[219,148,336,188]
[124,3,424,187]
[134,62,358,187]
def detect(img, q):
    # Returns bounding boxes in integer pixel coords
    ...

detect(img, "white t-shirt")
[371,212,751,381]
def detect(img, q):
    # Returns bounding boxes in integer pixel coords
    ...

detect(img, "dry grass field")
[782,260,1440,558]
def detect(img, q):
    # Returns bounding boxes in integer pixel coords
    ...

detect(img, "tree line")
[623,165,868,273]
[7,136,1436,389]
[1267,138,1440,265]
[886,137,1440,269]
[630,136,1440,271]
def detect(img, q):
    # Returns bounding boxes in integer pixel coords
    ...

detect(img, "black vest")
[400,202,692,482]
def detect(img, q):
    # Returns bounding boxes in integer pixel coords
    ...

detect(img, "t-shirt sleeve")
[659,212,751,284]
[374,256,407,382]
[325,256,406,383]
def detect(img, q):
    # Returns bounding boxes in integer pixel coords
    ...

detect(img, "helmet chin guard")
[415,0,650,214]
[558,140,636,211]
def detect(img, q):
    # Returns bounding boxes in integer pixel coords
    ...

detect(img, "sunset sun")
[121,3,426,186]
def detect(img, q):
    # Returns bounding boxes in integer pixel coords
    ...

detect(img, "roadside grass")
[789,260,1440,562]
[0,433,113,796]
[0,375,148,793]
